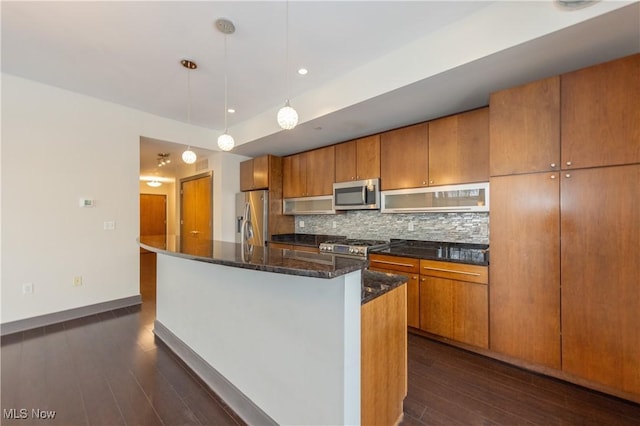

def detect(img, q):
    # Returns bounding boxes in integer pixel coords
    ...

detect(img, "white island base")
[154,253,362,425]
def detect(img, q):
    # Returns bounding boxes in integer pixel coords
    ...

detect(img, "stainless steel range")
[319,239,389,258]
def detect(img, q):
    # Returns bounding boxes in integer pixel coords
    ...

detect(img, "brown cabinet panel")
[429,107,489,185]
[419,259,488,285]
[381,123,428,190]
[240,156,270,191]
[335,141,357,182]
[306,145,335,196]
[561,165,640,396]
[489,173,561,369]
[490,76,560,176]
[361,285,407,426]
[420,275,488,349]
[370,267,420,329]
[369,254,419,274]
[283,153,306,198]
[356,134,381,180]
[561,54,640,169]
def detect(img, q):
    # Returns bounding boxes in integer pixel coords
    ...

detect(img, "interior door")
[181,173,212,255]
[140,194,167,252]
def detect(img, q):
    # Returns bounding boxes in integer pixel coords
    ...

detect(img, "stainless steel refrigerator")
[235,191,269,246]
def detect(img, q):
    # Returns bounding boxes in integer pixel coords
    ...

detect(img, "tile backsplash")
[295,210,489,244]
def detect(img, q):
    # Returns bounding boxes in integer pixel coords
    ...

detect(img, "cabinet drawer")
[420,259,488,284]
[369,254,419,274]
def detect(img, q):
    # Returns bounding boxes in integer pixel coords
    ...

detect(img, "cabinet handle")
[412,276,417,280]
[429,180,434,184]
[370,259,415,268]
[422,266,481,276]
[422,181,427,185]
[566,161,572,166]
[550,163,557,168]
[565,173,571,178]
[550,175,556,179]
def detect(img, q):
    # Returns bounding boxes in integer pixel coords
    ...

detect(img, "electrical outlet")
[103,221,116,231]
[299,220,305,228]
[73,276,83,286]
[408,222,414,231]
[22,282,34,295]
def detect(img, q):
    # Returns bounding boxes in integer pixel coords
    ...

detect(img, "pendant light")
[181,59,198,164]
[216,18,235,151]
[277,0,298,130]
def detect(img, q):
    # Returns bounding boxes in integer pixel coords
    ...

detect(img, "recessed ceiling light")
[555,0,598,10]
[298,68,308,76]
[227,108,236,114]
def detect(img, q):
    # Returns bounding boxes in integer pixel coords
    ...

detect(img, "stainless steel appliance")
[333,178,380,211]
[319,239,389,258]
[236,191,269,246]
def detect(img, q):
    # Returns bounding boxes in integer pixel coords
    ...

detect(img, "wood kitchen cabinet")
[489,76,560,176]
[240,155,269,191]
[380,122,428,190]
[335,134,381,182]
[369,253,420,329]
[561,164,640,398]
[561,53,640,170]
[419,260,488,349]
[361,284,407,426]
[428,107,489,185]
[283,146,335,197]
[489,172,561,369]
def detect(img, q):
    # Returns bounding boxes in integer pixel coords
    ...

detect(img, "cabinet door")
[283,153,306,198]
[240,159,254,192]
[489,173,561,369]
[428,107,489,185]
[380,123,428,190]
[335,141,357,182]
[561,165,640,396]
[252,155,269,189]
[356,135,381,180]
[490,76,560,176]
[306,146,335,196]
[420,276,488,348]
[369,267,420,329]
[561,54,640,169]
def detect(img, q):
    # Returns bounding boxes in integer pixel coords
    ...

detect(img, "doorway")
[180,172,213,255]
[140,193,167,301]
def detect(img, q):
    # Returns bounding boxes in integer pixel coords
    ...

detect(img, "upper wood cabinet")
[429,107,489,185]
[561,53,640,170]
[489,76,561,176]
[489,172,561,369]
[240,155,269,191]
[380,123,428,190]
[283,146,335,198]
[335,135,381,182]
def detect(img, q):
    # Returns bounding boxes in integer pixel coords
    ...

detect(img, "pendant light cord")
[224,34,229,133]
[285,0,290,100]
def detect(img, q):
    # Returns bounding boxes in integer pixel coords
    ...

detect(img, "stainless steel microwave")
[333,178,380,210]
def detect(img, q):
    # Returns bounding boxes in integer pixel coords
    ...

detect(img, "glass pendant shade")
[217,133,235,151]
[182,148,197,164]
[277,100,298,130]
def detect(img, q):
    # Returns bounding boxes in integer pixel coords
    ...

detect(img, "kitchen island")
[139,236,406,426]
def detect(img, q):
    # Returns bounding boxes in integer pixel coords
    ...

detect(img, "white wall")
[1,74,241,323]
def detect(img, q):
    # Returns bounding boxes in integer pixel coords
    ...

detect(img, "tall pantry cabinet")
[489,53,640,400]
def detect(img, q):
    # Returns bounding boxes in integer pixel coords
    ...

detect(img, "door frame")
[179,171,214,240]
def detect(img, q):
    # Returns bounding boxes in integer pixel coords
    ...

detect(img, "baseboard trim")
[153,320,277,426]
[1,295,142,336]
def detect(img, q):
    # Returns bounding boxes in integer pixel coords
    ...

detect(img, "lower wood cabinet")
[369,254,420,328]
[419,260,488,349]
[361,284,407,426]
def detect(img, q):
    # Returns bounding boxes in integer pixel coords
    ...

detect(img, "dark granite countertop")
[270,233,346,248]
[371,239,489,266]
[139,235,365,279]
[361,270,408,304]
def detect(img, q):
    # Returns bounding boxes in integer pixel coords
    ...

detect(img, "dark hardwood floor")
[2,252,639,425]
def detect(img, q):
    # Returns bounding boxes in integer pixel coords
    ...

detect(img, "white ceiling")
[2,1,639,178]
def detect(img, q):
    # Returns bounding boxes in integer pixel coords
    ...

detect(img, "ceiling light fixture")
[216,18,236,152]
[147,180,162,188]
[277,0,298,130]
[555,0,598,10]
[181,59,198,164]
[297,68,308,76]
[157,152,171,167]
